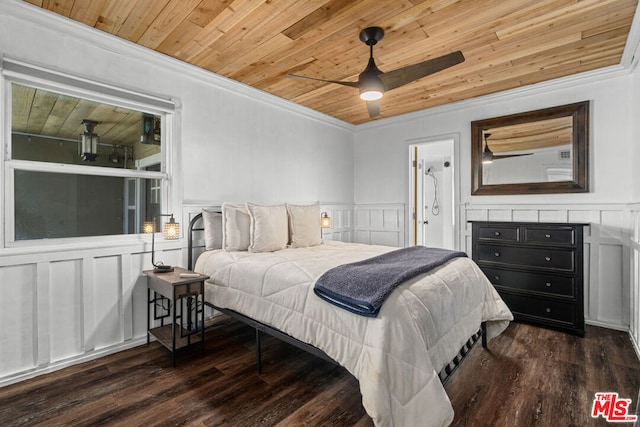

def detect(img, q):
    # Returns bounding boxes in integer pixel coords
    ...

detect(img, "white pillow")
[286,203,321,248]
[246,202,288,253]
[202,209,222,250]
[221,203,251,251]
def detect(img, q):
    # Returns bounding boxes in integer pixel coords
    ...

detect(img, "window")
[3,60,177,244]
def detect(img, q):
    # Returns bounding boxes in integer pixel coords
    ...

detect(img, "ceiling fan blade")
[379,51,465,91]
[286,74,359,88]
[366,99,380,117]
[493,153,534,160]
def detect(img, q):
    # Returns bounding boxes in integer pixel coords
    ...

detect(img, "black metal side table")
[144,267,209,366]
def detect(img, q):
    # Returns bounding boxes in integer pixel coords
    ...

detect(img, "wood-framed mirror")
[471,101,589,195]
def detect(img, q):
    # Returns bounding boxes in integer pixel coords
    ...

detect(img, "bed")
[188,204,513,427]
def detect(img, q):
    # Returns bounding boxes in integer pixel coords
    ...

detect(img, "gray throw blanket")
[314,246,467,317]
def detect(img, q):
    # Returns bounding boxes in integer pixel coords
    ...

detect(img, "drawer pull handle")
[545,233,551,238]
[494,252,500,257]
[495,275,500,281]
[545,307,551,313]
[545,282,552,287]
[494,231,501,236]
[545,256,551,262]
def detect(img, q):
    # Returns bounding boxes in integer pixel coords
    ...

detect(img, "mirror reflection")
[10,83,164,240]
[471,101,589,195]
[11,83,161,169]
[482,116,574,185]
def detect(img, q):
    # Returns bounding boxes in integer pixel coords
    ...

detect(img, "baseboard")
[585,319,629,332]
[0,337,147,388]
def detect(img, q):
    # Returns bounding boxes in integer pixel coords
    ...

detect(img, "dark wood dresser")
[470,221,586,336]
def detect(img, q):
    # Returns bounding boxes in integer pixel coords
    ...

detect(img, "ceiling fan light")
[359,75,384,100]
[360,90,383,101]
[482,132,493,164]
[359,59,385,101]
[482,151,493,164]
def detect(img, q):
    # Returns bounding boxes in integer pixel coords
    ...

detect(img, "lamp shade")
[163,217,180,239]
[142,221,154,234]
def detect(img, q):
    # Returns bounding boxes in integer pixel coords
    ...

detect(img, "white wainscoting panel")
[0,240,175,387]
[0,264,36,375]
[49,259,83,362]
[93,256,122,350]
[461,203,633,333]
[354,204,405,247]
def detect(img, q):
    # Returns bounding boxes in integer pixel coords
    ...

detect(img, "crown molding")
[1,0,354,132]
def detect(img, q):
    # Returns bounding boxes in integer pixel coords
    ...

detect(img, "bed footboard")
[438,321,486,384]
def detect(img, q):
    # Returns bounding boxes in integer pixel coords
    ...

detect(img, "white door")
[410,139,456,250]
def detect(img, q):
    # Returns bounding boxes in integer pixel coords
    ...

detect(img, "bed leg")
[256,329,262,374]
[481,321,487,348]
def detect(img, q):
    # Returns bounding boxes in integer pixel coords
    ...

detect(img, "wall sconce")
[321,212,332,229]
[79,119,99,161]
[143,213,180,273]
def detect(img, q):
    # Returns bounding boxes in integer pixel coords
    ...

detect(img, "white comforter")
[195,241,512,427]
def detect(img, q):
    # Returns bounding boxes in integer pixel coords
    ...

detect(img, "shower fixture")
[425,166,440,216]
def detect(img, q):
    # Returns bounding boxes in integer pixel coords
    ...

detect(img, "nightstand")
[144,267,209,366]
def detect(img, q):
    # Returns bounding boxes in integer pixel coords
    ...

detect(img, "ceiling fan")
[287,27,465,118]
[482,132,533,164]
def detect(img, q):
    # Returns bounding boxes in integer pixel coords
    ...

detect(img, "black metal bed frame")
[188,211,486,381]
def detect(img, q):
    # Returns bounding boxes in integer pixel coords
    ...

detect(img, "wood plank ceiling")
[23,0,639,125]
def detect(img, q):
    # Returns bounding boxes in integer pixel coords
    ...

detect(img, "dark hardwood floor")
[0,319,638,427]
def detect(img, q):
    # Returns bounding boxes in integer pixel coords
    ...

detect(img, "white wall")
[354,69,638,333]
[178,74,355,205]
[0,2,354,385]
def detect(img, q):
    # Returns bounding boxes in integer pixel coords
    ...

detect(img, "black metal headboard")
[187,210,223,270]
[187,212,204,271]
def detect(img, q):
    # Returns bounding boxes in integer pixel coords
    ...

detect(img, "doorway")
[409,137,457,250]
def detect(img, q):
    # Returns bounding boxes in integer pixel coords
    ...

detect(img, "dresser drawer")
[477,244,575,271]
[476,225,519,242]
[500,293,575,324]
[523,226,575,246]
[481,267,575,297]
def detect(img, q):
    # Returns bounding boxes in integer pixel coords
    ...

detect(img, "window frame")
[2,59,178,248]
